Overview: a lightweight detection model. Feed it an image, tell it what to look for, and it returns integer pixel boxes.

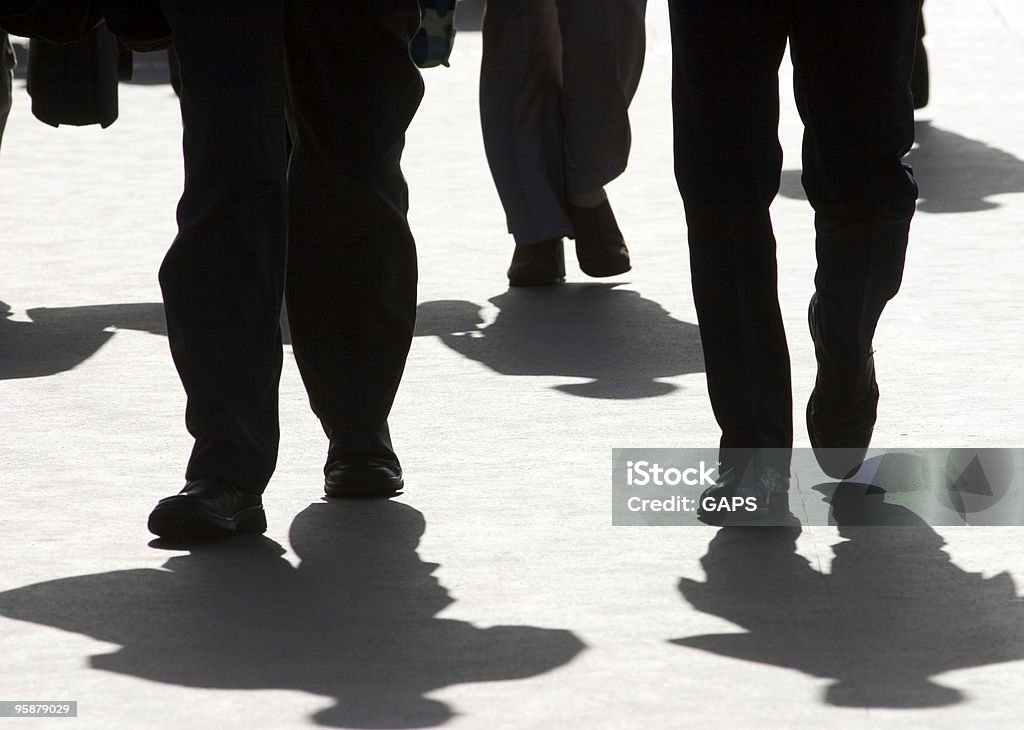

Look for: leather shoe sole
[806,395,876,480]
[507,239,565,287]
[148,480,266,540]
[325,458,404,499]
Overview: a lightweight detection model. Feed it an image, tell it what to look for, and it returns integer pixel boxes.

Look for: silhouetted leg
[912,0,928,110]
[284,0,423,463]
[668,0,792,473]
[157,0,287,493]
[557,0,647,198]
[166,46,181,98]
[791,0,919,372]
[479,0,570,245]
[1,32,15,150]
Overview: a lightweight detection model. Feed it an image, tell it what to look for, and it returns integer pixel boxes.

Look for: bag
[0,1,171,51]
[27,20,121,127]
[0,1,102,44]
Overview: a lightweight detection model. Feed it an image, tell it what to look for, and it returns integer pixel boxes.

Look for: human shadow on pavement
[672,485,1024,708]
[0,300,166,380]
[414,284,704,399]
[0,500,584,728]
[0,299,295,380]
[778,120,1024,214]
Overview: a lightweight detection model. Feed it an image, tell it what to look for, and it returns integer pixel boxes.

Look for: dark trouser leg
[557,0,647,197]
[479,0,570,245]
[1,32,13,150]
[668,0,792,474]
[157,0,287,493]
[790,0,919,373]
[283,0,423,464]
[912,0,928,109]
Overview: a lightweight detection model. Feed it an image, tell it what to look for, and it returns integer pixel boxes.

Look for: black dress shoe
[324,457,404,499]
[567,200,631,278]
[806,293,879,479]
[507,238,565,287]
[696,466,790,526]
[148,479,266,540]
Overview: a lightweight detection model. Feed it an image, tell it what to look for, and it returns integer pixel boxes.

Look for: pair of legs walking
[667,0,920,519]
[149,1,424,539]
[480,0,647,285]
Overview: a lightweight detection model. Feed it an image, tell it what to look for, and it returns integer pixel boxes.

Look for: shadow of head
[674,471,1024,710]
[415,285,704,399]
[0,499,584,729]
[0,300,167,380]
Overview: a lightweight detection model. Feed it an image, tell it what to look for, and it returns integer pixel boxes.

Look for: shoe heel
[507,239,565,286]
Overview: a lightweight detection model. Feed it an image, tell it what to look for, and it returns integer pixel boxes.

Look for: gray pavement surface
[2,2,1024,728]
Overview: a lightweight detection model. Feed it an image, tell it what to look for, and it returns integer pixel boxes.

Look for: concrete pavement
[2,1,1024,727]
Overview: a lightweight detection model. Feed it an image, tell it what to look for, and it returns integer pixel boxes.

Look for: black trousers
[1,32,13,149]
[668,0,919,474]
[158,0,424,492]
